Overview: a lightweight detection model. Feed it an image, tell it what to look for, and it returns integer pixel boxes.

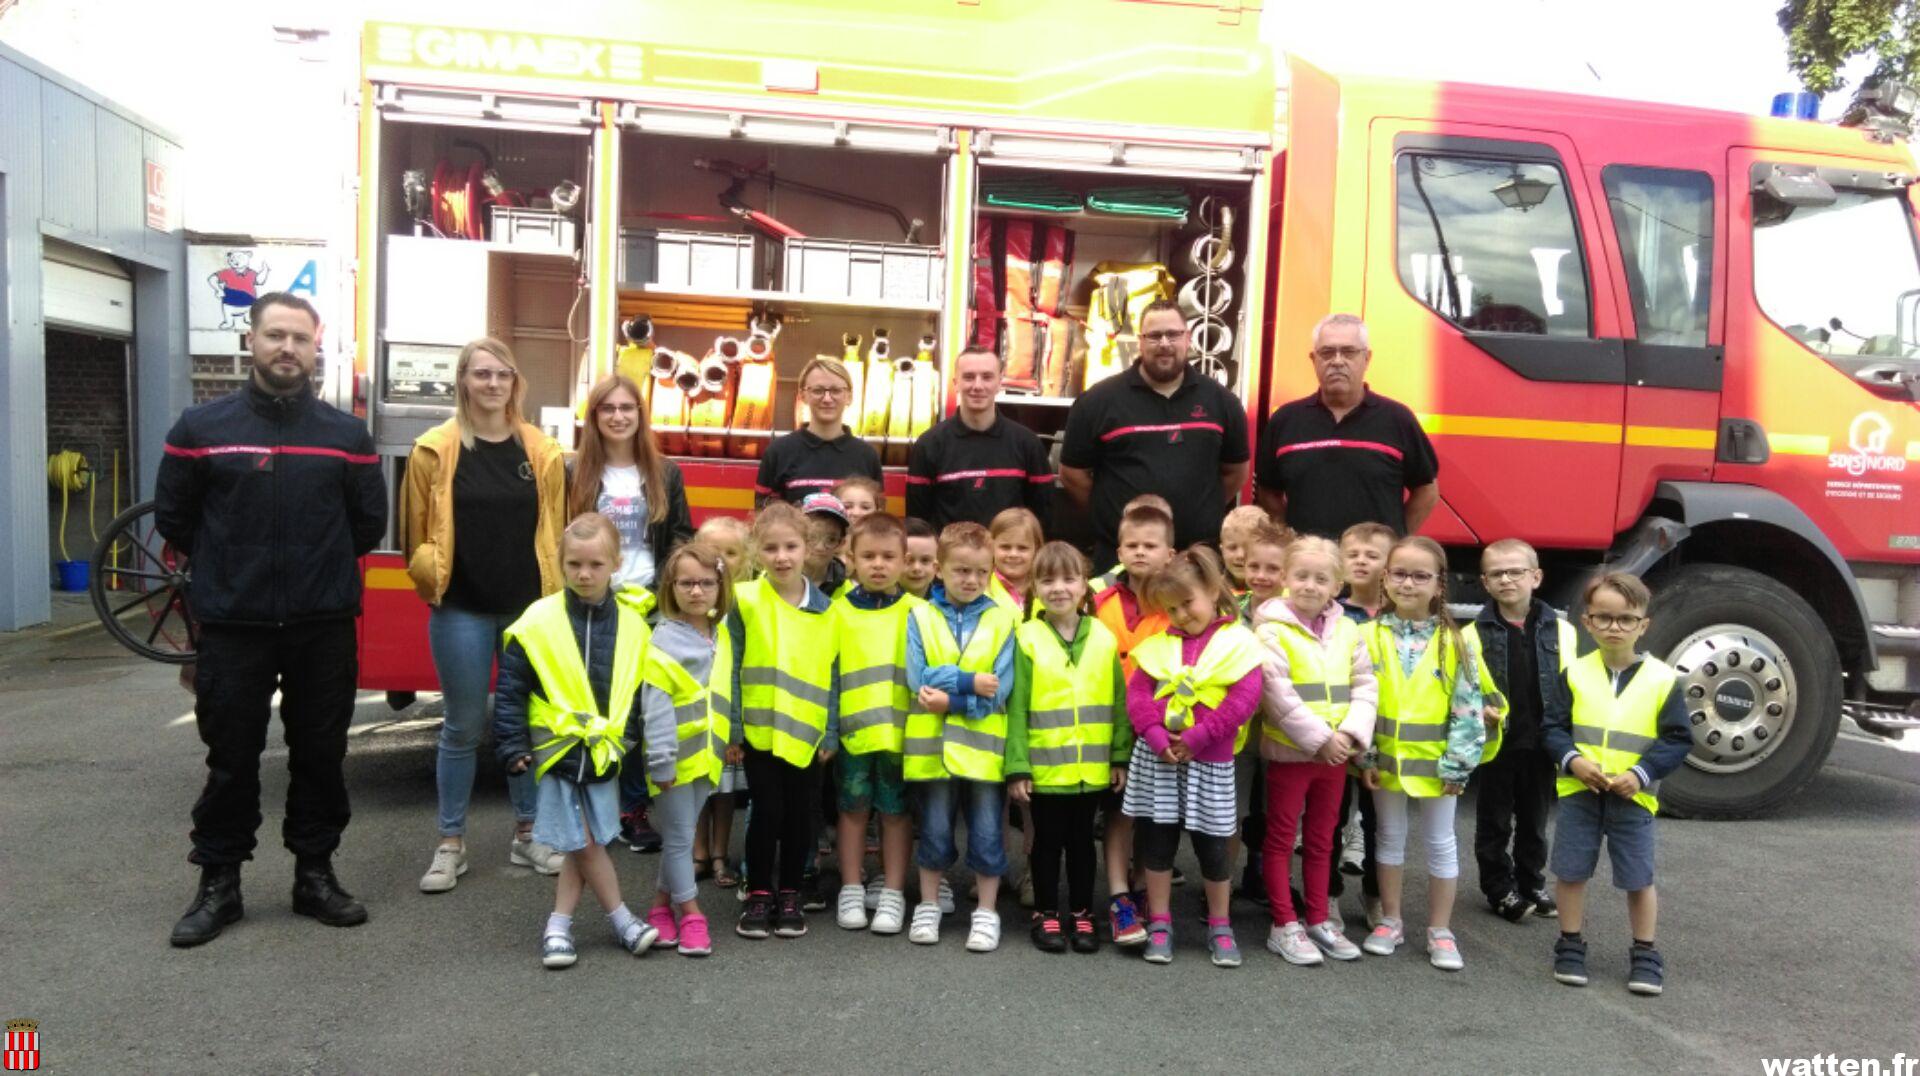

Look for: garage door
[43,239,133,337]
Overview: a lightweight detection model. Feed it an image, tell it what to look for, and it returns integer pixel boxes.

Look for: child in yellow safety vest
[1005,542,1132,954]
[635,541,735,958]
[718,501,839,942]
[1251,535,1377,970]
[1123,550,1264,969]
[904,522,1017,952]
[493,514,660,969]
[828,514,924,936]
[1355,536,1494,972]
[1541,572,1692,997]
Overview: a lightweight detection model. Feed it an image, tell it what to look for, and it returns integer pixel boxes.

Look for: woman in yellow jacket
[404,337,567,894]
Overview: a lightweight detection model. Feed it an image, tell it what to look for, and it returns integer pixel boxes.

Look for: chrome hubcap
[1667,624,1797,774]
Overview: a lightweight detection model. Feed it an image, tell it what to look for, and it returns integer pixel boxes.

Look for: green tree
[1780,0,1920,117]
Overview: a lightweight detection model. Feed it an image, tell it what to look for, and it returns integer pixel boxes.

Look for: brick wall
[45,329,132,566]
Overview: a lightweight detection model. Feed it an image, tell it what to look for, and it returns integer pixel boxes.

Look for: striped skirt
[1121,742,1240,837]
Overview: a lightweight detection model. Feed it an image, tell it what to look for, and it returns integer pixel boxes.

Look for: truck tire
[1642,563,1842,819]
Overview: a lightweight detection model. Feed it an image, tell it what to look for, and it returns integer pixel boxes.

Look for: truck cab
[1266,58,1920,815]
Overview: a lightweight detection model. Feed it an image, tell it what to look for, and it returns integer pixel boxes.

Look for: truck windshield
[1752,187,1920,360]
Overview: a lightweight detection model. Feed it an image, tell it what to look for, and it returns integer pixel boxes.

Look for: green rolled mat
[1085,185,1191,220]
[982,178,1083,213]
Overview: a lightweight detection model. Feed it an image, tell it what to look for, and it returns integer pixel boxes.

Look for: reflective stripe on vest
[1257,614,1359,750]
[1128,621,1264,752]
[832,592,923,755]
[731,577,834,768]
[904,601,1015,781]
[1015,618,1120,789]
[1365,620,1461,798]
[1558,650,1673,814]
[503,591,650,781]
[642,638,727,794]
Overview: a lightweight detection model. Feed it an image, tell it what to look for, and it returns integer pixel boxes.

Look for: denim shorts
[837,750,908,816]
[914,778,1008,878]
[1549,790,1656,891]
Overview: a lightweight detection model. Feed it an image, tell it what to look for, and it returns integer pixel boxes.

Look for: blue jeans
[429,605,536,837]
[914,778,1007,878]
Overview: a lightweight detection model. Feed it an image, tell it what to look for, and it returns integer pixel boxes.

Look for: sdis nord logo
[1828,412,1906,477]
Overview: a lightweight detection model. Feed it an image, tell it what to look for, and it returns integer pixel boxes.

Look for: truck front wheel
[1643,563,1842,819]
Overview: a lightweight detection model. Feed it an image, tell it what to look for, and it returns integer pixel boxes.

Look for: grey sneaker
[1143,924,1174,964]
[1362,916,1404,956]
[1307,919,1362,961]
[1628,945,1665,996]
[419,844,467,893]
[510,836,562,875]
[1426,927,1464,971]
[1207,924,1242,968]
[1267,921,1323,965]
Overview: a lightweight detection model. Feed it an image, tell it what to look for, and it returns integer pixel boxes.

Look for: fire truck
[96,2,1920,817]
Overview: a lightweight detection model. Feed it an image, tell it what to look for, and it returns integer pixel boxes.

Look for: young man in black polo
[1254,313,1440,539]
[905,347,1054,531]
[1058,300,1251,566]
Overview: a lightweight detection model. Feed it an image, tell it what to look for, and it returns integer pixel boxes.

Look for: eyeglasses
[804,385,848,399]
[1586,612,1646,631]
[596,402,639,416]
[1313,346,1368,362]
[1140,330,1186,344]
[674,578,719,592]
[468,368,516,383]
[1387,569,1436,585]
[1482,568,1536,583]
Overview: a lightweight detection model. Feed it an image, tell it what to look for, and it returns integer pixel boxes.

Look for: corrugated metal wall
[0,42,187,631]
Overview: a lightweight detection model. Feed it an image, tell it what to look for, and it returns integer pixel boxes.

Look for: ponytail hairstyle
[1143,548,1238,624]
[570,373,669,525]
[1389,535,1464,675]
[655,539,735,622]
[1028,540,1094,619]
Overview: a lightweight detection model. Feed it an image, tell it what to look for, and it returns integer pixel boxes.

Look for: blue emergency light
[1770,92,1820,120]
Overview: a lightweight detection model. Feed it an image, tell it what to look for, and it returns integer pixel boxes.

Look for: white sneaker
[419,844,467,893]
[1266,921,1323,965]
[836,884,869,930]
[965,909,1001,952]
[1339,819,1366,875]
[870,889,907,935]
[510,836,562,875]
[1427,927,1464,971]
[909,901,942,944]
[864,875,884,911]
[1307,920,1362,961]
[936,878,955,915]
[1363,916,1405,956]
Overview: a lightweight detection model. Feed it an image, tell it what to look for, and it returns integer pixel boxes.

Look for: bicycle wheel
[89,499,198,664]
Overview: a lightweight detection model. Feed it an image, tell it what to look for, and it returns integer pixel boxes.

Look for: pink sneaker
[646,905,678,949]
[677,913,713,957]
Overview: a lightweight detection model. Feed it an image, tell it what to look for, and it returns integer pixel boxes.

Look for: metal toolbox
[781,237,942,304]
[620,227,758,290]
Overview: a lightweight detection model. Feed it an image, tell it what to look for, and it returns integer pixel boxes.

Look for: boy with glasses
[1467,538,1579,922]
[1542,572,1693,996]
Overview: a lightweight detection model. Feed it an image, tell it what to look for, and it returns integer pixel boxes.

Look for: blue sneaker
[1628,945,1664,996]
[541,933,576,969]
[1553,935,1589,986]
[1109,893,1146,946]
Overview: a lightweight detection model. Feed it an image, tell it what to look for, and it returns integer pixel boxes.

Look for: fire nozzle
[651,347,680,383]
[698,352,731,395]
[715,336,744,365]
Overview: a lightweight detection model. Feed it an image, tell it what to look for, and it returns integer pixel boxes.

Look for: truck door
[1364,123,1627,548]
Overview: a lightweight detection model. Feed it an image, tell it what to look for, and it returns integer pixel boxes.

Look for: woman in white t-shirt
[568,374,693,591]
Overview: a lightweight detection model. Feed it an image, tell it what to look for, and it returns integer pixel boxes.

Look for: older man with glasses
[1255,313,1440,540]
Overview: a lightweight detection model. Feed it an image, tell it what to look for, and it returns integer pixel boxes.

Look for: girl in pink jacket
[1252,536,1379,968]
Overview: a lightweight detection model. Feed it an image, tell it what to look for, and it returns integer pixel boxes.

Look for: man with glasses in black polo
[1059,299,1251,567]
[1255,313,1440,539]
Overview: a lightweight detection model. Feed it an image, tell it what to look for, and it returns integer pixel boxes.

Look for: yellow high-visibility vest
[1129,621,1264,752]
[1257,614,1360,750]
[831,591,923,755]
[1364,620,1484,797]
[718,577,833,769]
[903,601,1016,782]
[641,632,728,794]
[1558,650,1674,815]
[1015,618,1120,789]
[503,590,650,781]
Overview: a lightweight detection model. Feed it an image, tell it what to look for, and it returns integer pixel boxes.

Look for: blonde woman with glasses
[753,356,882,507]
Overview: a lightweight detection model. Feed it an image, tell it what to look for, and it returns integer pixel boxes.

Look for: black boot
[170,864,243,948]
[292,858,368,928]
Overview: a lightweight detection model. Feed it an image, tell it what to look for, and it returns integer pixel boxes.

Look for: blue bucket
[55,560,89,592]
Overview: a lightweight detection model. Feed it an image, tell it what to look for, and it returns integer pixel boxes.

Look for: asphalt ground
[2,623,1917,1074]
